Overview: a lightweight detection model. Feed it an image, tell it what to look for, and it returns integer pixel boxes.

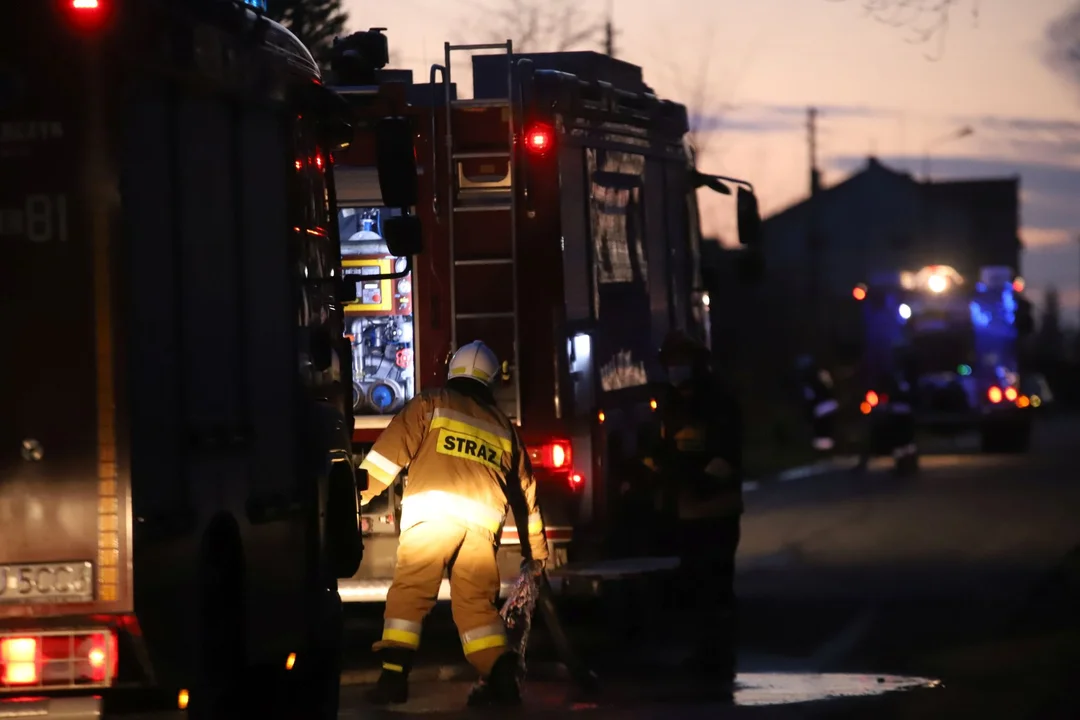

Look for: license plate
[0,562,93,603]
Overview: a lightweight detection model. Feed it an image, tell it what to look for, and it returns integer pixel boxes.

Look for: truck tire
[279,587,343,720]
[980,418,1031,454]
[189,514,249,720]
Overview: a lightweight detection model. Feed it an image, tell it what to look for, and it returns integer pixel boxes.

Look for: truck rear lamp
[530,440,571,470]
[987,386,1003,404]
[63,0,109,30]
[524,124,553,156]
[1,637,38,685]
[1,630,117,688]
[865,391,880,407]
[1003,387,1018,402]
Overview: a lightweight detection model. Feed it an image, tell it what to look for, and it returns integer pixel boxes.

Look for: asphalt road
[334,412,1080,718]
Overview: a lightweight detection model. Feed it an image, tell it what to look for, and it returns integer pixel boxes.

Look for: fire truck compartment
[340,207,417,419]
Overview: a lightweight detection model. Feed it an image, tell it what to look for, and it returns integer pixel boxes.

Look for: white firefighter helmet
[447,341,499,386]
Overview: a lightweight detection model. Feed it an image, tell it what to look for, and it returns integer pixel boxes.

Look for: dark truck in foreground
[1,0,417,716]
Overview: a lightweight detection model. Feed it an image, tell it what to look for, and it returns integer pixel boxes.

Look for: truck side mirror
[737,187,762,248]
[376,116,419,209]
[383,214,422,257]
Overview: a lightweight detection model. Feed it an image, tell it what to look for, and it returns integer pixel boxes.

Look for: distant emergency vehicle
[856,264,1033,453]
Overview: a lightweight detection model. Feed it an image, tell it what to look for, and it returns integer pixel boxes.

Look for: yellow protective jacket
[359,386,549,563]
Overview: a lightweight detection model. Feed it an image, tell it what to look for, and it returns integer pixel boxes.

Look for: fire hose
[472,570,599,697]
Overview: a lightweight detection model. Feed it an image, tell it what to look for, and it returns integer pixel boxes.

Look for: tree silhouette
[1044,1,1080,97]
[824,0,981,60]
[266,0,348,72]
[468,0,606,53]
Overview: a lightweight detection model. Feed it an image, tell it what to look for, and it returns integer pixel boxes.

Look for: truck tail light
[568,471,584,491]
[531,440,571,471]
[524,124,553,156]
[1004,387,1018,402]
[1,637,38,685]
[988,386,1003,403]
[1,630,118,688]
[84,632,118,683]
[63,0,109,31]
[865,391,879,407]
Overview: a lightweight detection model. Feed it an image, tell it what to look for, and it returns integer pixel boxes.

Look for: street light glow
[927,274,948,293]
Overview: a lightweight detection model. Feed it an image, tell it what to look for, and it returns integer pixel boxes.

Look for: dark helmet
[658,329,710,369]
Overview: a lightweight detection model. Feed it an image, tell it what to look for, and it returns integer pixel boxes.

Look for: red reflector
[1,637,39,685]
[568,472,584,489]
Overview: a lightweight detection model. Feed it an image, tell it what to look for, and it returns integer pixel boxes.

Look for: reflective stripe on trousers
[460,622,508,657]
[814,399,839,418]
[892,443,917,458]
[380,617,422,649]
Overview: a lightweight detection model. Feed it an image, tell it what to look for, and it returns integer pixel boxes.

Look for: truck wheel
[279,587,343,719]
[869,425,891,457]
[979,423,1001,453]
[1002,419,1032,454]
[189,514,248,720]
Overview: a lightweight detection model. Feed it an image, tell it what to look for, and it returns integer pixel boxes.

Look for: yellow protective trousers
[375,520,508,675]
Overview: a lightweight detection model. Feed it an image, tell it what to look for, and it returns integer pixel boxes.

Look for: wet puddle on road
[350,672,942,714]
[730,672,941,706]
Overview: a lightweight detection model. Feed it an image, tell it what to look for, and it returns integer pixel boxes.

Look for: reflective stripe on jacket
[359,387,548,563]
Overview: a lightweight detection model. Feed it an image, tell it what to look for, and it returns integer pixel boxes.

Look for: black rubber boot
[466,652,522,707]
[364,648,413,706]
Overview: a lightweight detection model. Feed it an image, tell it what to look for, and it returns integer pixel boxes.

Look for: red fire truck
[330,35,762,602]
[2,2,415,716]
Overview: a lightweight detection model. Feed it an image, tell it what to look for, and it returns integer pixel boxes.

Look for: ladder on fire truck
[437,40,522,423]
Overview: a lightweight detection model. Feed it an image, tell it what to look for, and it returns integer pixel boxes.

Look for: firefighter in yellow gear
[358,340,549,707]
[643,330,743,687]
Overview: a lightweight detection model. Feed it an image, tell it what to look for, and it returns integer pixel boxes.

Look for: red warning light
[524,125,553,155]
[65,0,109,31]
[852,286,867,301]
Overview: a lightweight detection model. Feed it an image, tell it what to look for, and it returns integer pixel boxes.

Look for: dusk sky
[346,0,1080,325]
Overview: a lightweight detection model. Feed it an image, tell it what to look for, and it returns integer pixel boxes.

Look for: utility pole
[603,0,616,56]
[807,107,823,354]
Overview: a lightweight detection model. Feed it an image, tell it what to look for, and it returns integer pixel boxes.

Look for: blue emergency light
[242,0,268,11]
